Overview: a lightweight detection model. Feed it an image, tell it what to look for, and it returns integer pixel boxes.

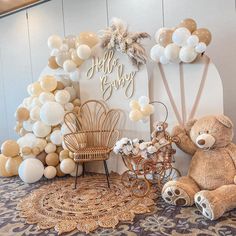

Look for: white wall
[0,0,235,144]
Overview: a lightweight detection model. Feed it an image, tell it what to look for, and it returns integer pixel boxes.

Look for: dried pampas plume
[99,17,150,68]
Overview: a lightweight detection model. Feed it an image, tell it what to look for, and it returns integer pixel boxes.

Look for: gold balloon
[192,28,212,46]
[56,81,65,90]
[0,154,12,177]
[56,164,65,177]
[179,18,197,33]
[15,107,29,122]
[157,29,173,47]
[46,153,59,166]
[36,151,47,165]
[5,155,22,176]
[77,32,99,48]
[71,50,84,66]
[1,140,20,157]
[48,56,59,69]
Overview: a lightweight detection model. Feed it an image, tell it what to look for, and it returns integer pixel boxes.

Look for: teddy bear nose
[197,139,205,145]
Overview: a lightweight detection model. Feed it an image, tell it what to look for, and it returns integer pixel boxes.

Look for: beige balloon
[77,32,99,48]
[71,50,84,66]
[192,28,212,46]
[56,81,65,90]
[179,18,197,33]
[21,146,32,156]
[48,56,59,69]
[15,107,30,122]
[46,153,59,166]
[5,155,22,175]
[1,140,20,157]
[157,29,173,47]
[56,164,66,177]
[36,151,47,165]
[0,154,12,177]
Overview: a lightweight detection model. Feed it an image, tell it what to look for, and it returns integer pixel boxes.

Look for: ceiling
[0,0,42,16]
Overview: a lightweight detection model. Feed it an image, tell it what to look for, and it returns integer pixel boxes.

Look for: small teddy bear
[151,121,169,144]
[162,115,236,220]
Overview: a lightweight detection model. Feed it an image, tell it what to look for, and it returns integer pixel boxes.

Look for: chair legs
[82,162,85,177]
[103,160,110,188]
[74,162,79,189]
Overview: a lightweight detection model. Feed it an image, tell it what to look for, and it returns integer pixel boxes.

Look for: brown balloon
[36,151,47,165]
[179,18,197,33]
[192,28,212,46]
[1,140,20,157]
[46,153,59,166]
[48,56,59,69]
[15,107,29,122]
[77,32,99,48]
[56,164,65,177]
[157,29,173,47]
[56,81,65,90]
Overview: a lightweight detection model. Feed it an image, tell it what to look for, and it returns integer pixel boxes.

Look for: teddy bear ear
[216,115,233,128]
[185,119,197,131]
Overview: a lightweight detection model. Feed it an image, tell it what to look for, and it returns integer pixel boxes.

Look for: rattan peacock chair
[63,100,121,189]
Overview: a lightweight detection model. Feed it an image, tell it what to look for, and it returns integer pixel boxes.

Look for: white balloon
[60,158,76,174]
[195,42,207,53]
[27,84,33,96]
[160,55,169,64]
[64,87,77,101]
[50,130,62,145]
[17,133,37,148]
[55,51,70,67]
[63,60,77,73]
[55,75,72,87]
[47,35,63,50]
[32,121,51,138]
[64,103,74,111]
[23,120,34,131]
[39,92,55,104]
[45,143,57,154]
[50,48,59,57]
[30,106,41,121]
[150,44,164,62]
[61,122,76,135]
[70,69,80,82]
[35,138,47,152]
[187,35,199,47]
[179,46,198,63]
[154,28,168,43]
[77,44,91,60]
[19,158,44,183]
[60,43,69,51]
[138,96,150,107]
[70,164,83,177]
[172,27,191,46]
[40,102,65,126]
[164,43,180,62]
[55,90,71,104]
[44,166,57,179]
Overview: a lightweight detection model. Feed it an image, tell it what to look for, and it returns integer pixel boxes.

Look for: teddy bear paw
[194,192,214,220]
[162,186,191,206]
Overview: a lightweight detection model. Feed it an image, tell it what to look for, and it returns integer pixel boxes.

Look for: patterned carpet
[0,175,236,236]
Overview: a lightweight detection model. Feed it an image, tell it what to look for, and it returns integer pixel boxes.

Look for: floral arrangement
[150,18,212,64]
[100,18,150,68]
[113,137,159,159]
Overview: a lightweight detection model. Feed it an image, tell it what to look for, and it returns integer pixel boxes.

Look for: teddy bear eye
[206,130,209,134]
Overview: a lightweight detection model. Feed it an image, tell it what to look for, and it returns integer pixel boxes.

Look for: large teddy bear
[162,115,236,220]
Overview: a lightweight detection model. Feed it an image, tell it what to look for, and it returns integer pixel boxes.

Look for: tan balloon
[5,155,22,175]
[48,56,59,69]
[15,107,30,122]
[46,153,59,166]
[192,28,212,46]
[157,29,173,47]
[32,147,41,156]
[21,146,32,156]
[1,140,20,157]
[71,50,84,66]
[179,18,197,33]
[15,122,22,133]
[56,81,65,90]
[0,154,12,177]
[36,151,47,165]
[56,164,65,177]
[77,32,99,48]
[56,146,63,154]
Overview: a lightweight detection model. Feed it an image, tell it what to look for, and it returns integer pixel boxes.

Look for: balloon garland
[150,18,212,64]
[0,32,99,182]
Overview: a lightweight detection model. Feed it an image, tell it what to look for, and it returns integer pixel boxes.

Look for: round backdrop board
[78,49,150,174]
[150,55,223,175]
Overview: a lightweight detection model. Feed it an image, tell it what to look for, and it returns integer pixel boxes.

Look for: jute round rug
[17,172,157,234]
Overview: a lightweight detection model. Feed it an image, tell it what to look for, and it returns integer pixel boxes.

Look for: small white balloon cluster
[150,18,212,64]
[47,32,99,81]
[129,96,154,123]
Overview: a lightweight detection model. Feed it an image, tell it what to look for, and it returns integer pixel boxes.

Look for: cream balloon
[150,44,164,62]
[179,46,198,63]
[32,121,51,138]
[138,96,150,107]
[187,35,199,47]
[64,87,77,101]
[164,43,180,62]
[129,100,140,110]
[44,166,57,179]
[18,158,44,183]
[64,103,74,111]
[47,35,62,49]
[129,109,143,122]
[39,92,55,104]
[55,51,70,67]
[70,164,83,177]
[30,106,41,121]
[60,158,76,174]
[172,27,191,46]
[77,32,99,48]
[55,90,70,105]
[195,42,207,53]
[40,75,57,92]
[50,130,62,146]
[63,60,77,73]
[5,155,22,175]
[40,102,65,126]
[30,81,43,96]
[45,143,57,154]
